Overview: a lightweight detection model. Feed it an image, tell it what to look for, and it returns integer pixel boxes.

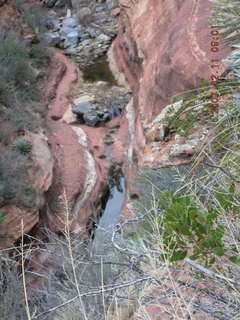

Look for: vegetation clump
[12,136,32,155]
[0,22,50,210]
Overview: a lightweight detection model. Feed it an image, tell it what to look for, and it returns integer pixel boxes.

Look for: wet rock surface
[68,73,131,127]
[43,1,118,66]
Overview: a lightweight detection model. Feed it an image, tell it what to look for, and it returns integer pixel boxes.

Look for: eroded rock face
[109,0,230,125]
[0,133,53,248]
[0,206,38,248]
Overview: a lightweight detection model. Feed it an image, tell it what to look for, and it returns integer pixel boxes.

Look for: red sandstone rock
[0,133,53,248]
[0,206,38,249]
[109,0,230,155]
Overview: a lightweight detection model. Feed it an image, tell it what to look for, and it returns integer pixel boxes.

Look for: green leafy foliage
[0,29,50,211]
[158,191,226,265]
[0,33,42,107]
[12,1,50,34]
[0,150,36,208]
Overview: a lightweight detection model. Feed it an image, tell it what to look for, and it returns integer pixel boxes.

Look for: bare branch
[32,277,152,319]
[204,152,240,183]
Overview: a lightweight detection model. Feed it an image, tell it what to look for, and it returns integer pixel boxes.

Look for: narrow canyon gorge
[0,0,238,319]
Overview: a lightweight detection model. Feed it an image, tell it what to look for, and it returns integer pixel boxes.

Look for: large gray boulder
[78,30,90,41]
[72,101,95,116]
[60,26,75,39]
[62,17,78,28]
[63,30,79,47]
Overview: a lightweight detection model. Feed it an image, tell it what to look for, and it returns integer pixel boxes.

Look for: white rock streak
[71,126,97,224]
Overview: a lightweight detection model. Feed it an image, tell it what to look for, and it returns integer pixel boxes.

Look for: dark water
[91,173,125,255]
[82,56,117,85]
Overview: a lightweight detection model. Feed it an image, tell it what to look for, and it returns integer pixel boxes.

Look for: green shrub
[13,136,32,155]
[24,5,50,33]
[30,43,52,68]
[0,33,39,106]
[0,150,37,208]
[0,33,32,84]
[0,150,28,201]
[157,191,226,265]
[3,106,41,132]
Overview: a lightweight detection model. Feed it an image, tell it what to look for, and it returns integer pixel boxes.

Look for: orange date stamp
[210,26,221,110]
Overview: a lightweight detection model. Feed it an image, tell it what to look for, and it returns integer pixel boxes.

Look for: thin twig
[184,258,238,285]
[32,277,152,319]
[63,190,88,320]
[112,224,239,285]
[21,219,32,320]
[204,152,240,183]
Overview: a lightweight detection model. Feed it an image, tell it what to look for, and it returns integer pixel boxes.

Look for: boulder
[64,30,79,48]
[97,110,111,121]
[62,17,78,28]
[85,27,101,38]
[81,39,92,47]
[72,101,95,116]
[73,95,94,104]
[60,26,75,39]
[78,31,90,41]
[83,111,101,126]
[102,111,111,122]
[42,32,61,46]
[97,33,112,43]
[64,47,79,55]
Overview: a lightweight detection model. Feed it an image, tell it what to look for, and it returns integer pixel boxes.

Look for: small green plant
[158,190,226,265]
[13,136,32,155]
